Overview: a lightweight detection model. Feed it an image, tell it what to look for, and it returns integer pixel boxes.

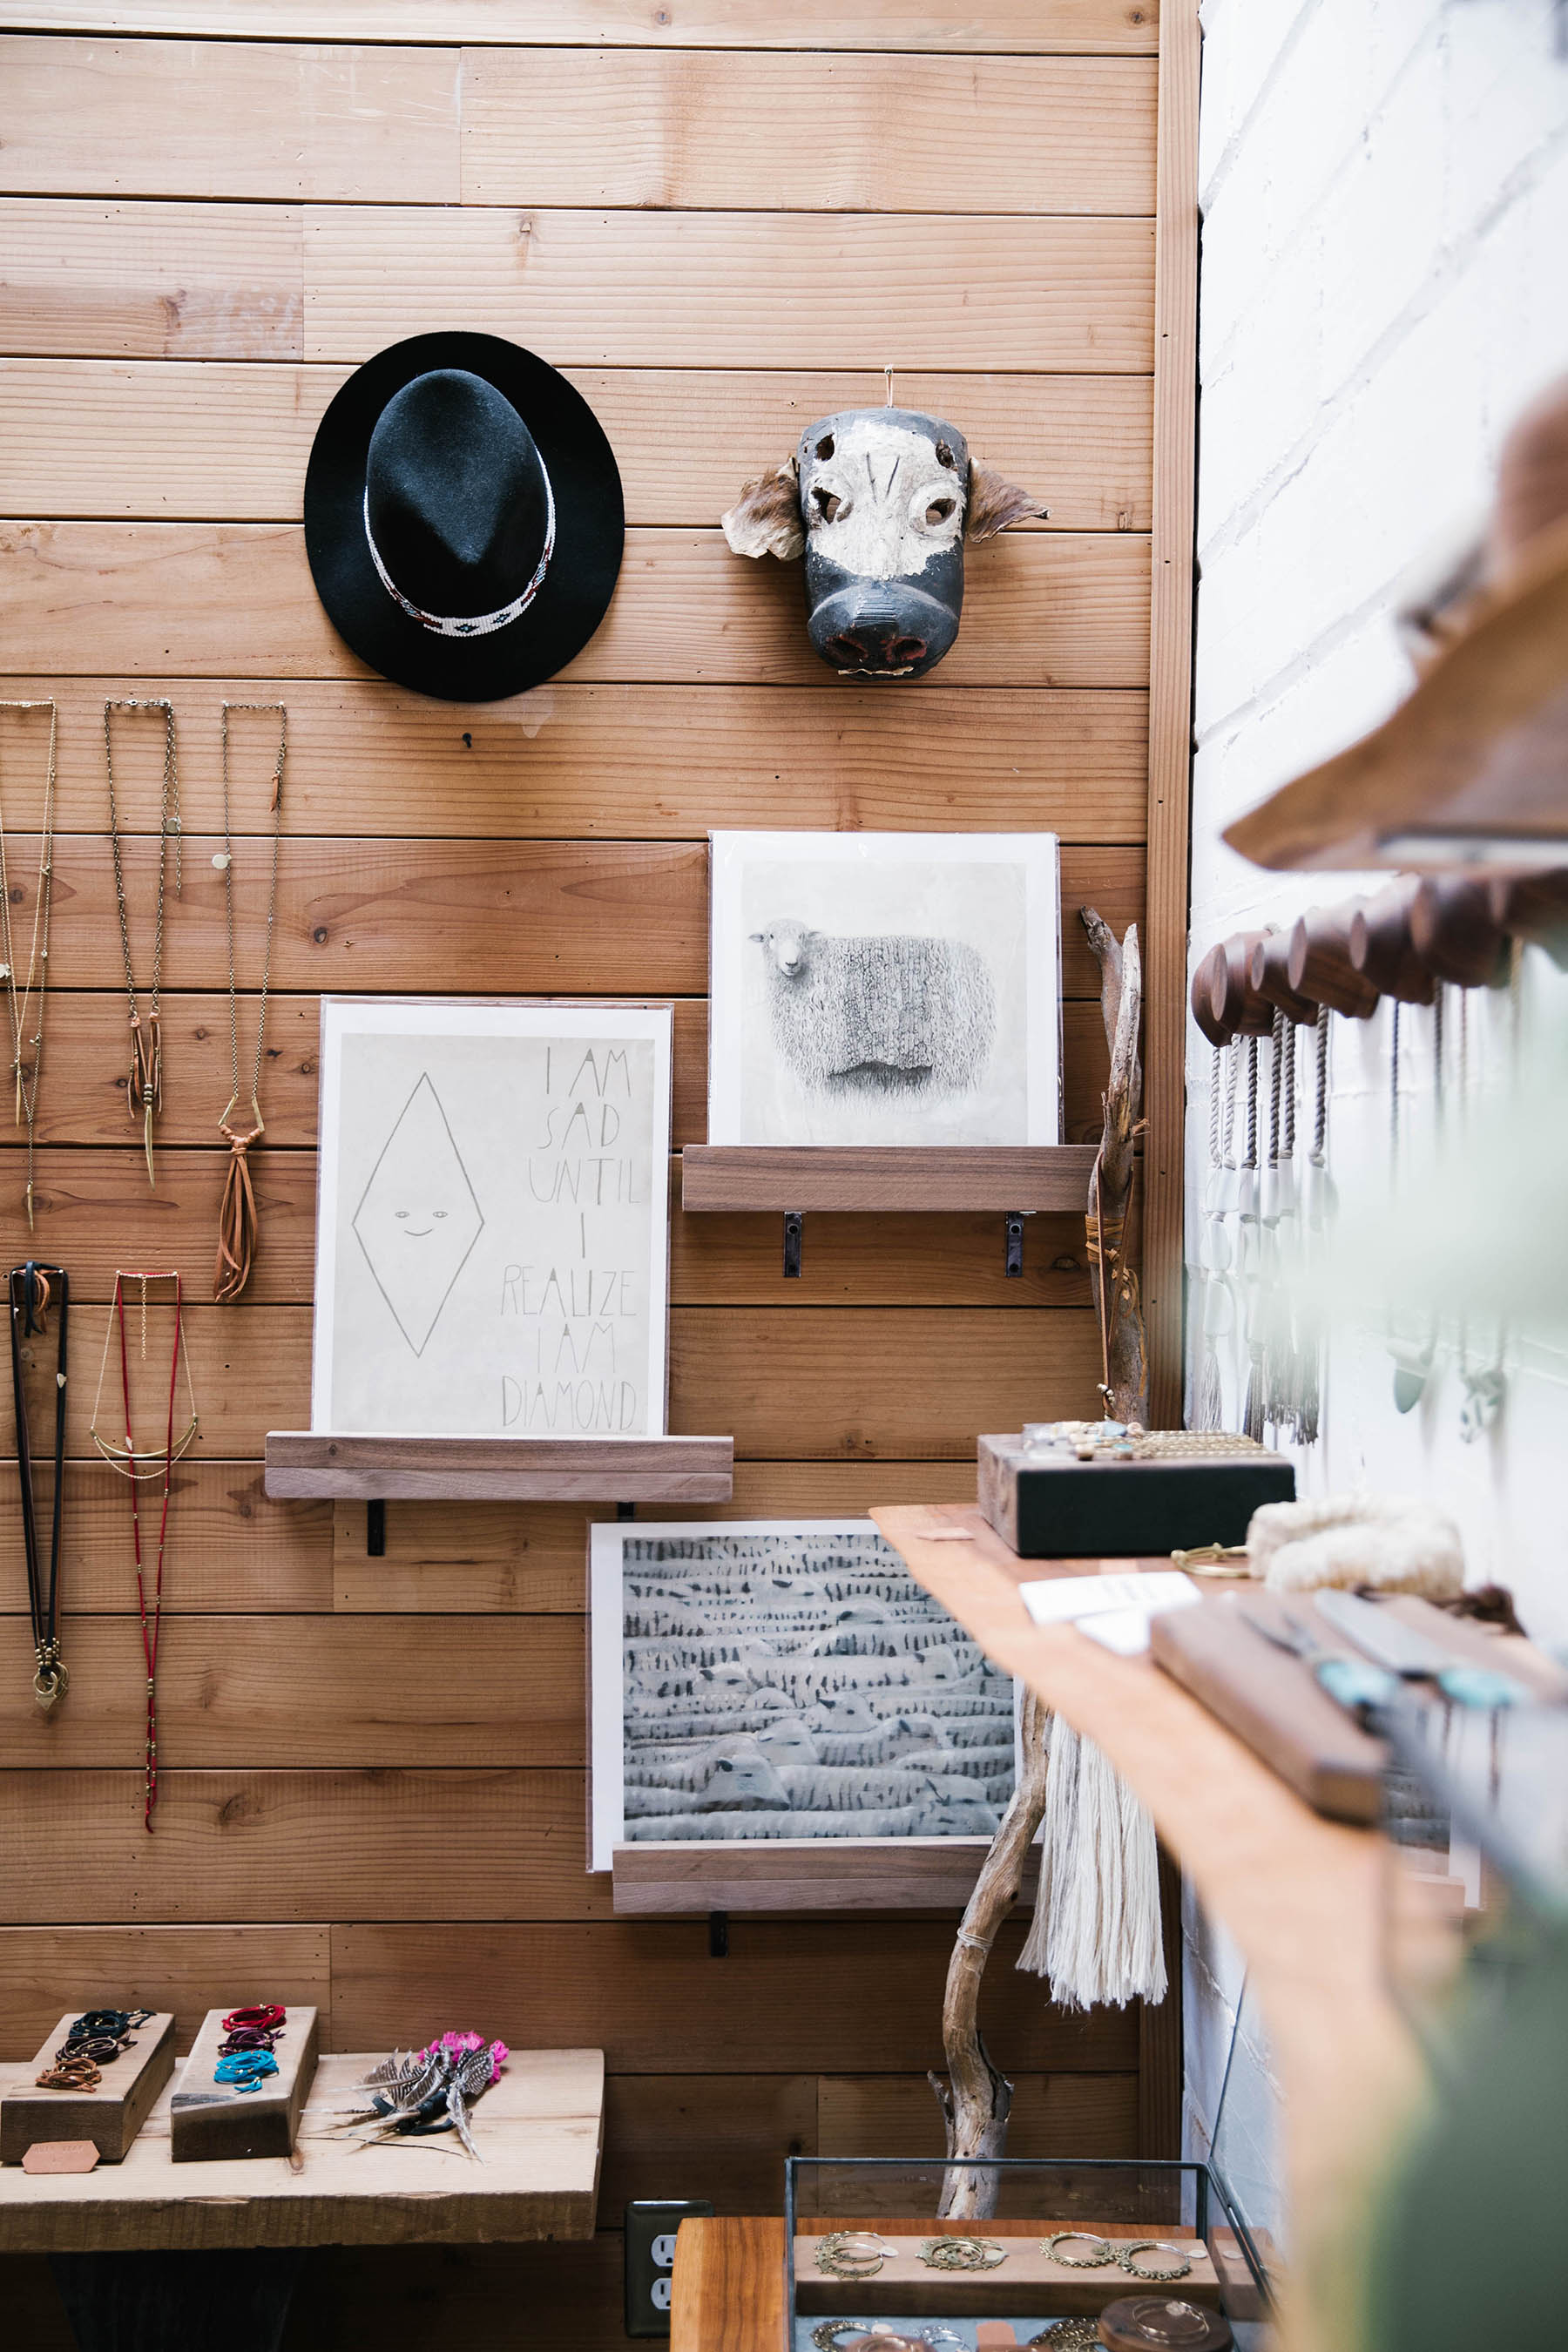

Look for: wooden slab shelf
[0,2048,605,2253]
[1,2015,175,2167]
[264,1433,733,1504]
[681,1146,1099,1214]
[612,1837,1040,1916]
[170,2006,320,2165]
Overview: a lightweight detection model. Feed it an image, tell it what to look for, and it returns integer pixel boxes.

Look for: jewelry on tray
[811,2323,873,2351]
[916,2235,1007,2271]
[1043,2230,1118,2268]
[1116,2240,1193,2281]
[814,2233,895,2280]
[1028,2323,1102,2351]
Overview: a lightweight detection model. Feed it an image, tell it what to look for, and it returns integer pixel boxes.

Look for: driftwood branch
[1082,909,1148,1428]
[930,1689,1052,2218]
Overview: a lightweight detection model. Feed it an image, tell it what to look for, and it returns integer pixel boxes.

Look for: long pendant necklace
[104,699,183,1190]
[0,700,58,1230]
[90,1271,199,1828]
[8,1261,70,1709]
[214,702,286,1304]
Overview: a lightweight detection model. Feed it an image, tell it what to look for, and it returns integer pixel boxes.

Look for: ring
[1042,2230,1116,2268]
[1117,2238,1193,2281]
[811,2324,872,2350]
[814,2232,893,2280]
[917,2235,1006,2271]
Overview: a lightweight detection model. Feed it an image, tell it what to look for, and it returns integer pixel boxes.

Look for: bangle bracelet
[1028,2325,1101,2351]
[814,2232,893,2280]
[917,2235,1006,2271]
[811,2325,872,2351]
[1043,2230,1117,2269]
[1117,2240,1193,2281]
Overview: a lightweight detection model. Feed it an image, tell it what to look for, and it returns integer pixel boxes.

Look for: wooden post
[929,1688,1052,2218]
[1083,909,1149,1428]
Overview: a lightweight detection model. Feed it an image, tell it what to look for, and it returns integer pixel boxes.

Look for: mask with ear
[721,407,1047,679]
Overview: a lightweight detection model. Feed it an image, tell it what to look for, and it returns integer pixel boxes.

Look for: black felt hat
[304,332,624,703]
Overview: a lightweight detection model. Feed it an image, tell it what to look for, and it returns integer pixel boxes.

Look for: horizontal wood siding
[0,14,1179,2342]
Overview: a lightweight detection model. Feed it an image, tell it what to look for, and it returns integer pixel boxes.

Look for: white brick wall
[1183,0,1568,2183]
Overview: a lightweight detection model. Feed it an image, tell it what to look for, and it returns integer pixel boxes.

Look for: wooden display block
[681,1146,1098,1214]
[1,2013,174,2166]
[792,2227,1220,2319]
[264,1431,733,1503]
[170,2007,320,2164]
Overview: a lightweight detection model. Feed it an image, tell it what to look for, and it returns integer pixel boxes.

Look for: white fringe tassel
[1016,1717,1166,2011]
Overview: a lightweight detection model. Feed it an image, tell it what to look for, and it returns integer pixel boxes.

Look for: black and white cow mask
[721,407,1047,679]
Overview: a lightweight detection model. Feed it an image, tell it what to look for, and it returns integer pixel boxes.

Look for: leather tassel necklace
[8,1262,70,1709]
[90,1271,199,1829]
[213,702,286,1303]
[104,699,183,1189]
[0,699,58,1230]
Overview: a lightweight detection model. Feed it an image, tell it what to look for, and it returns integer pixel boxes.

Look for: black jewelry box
[977,1430,1295,1558]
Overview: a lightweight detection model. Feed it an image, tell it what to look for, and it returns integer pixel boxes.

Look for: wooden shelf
[681,1145,1098,1214]
[264,1432,733,1503]
[612,1836,1039,1916]
[870,1503,1422,2352]
[0,2049,604,2252]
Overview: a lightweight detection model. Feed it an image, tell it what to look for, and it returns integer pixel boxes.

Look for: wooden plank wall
[0,6,1192,2342]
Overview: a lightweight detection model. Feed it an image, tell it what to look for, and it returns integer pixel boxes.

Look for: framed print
[706,830,1062,1146]
[311,998,672,1436]
[590,1519,1016,1871]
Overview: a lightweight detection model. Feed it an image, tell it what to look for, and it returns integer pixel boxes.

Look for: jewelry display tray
[785,2158,1275,2342]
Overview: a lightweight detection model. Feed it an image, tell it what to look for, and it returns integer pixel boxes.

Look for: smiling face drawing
[352,1071,483,1355]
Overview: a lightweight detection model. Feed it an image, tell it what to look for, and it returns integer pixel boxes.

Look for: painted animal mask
[721,407,1047,679]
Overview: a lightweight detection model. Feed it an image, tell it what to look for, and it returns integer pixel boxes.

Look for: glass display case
[1382,1694,1568,2075]
[783,2155,1274,2352]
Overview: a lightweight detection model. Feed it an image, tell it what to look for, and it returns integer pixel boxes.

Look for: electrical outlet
[625,2200,714,2337]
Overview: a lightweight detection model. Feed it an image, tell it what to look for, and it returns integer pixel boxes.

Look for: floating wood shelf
[0,2049,605,2251]
[681,1145,1098,1214]
[264,1432,733,1504]
[612,1835,1039,1916]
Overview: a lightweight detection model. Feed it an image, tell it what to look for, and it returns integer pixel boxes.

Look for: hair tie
[222,2004,286,2034]
[214,2050,279,2092]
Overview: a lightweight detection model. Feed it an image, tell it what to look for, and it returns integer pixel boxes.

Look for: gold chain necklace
[213,702,286,1303]
[0,700,58,1230]
[104,699,183,1189]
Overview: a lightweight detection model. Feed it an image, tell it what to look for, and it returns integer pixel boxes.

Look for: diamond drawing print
[352,1071,484,1355]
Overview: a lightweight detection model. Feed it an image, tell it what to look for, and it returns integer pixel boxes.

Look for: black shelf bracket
[617,1499,637,1521]
[708,1910,729,1959]
[1004,1212,1025,1278]
[366,1498,387,1557]
[782,1211,803,1279]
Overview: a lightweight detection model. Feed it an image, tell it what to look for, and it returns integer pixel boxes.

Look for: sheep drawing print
[590,1522,1016,1869]
[707,831,1061,1145]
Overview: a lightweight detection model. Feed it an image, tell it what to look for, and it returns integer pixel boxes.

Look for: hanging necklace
[213,703,286,1303]
[0,700,58,1230]
[104,699,183,1190]
[90,1272,198,1828]
[8,1262,70,1709]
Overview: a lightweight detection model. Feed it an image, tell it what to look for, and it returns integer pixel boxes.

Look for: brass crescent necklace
[90,1271,199,1828]
[104,699,183,1190]
[213,702,286,1303]
[0,699,58,1230]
